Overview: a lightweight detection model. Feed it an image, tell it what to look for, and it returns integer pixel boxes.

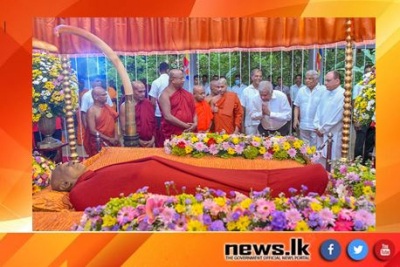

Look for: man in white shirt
[201,74,210,95]
[229,74,247,103]
[149,62,169,128]
[274,76,290,98]
[242,69,263,135]
[293,70,326,146]
[290,74,304,105]
[80,76,114,128]
[314,70,345,161]
[249,81,292,136]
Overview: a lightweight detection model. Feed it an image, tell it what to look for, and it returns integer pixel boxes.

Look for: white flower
[42,77,48,82]
[336,184,348,198]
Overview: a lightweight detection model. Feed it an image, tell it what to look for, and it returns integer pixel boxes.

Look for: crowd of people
[69,63,374,164]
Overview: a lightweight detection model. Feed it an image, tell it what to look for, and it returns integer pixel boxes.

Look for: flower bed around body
[32,152,56,194]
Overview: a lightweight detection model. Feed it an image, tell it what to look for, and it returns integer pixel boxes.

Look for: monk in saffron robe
[159,69,197,139]
[84,87,119,157]
[194,85,213,132]
[213,78,243,134]
[120,81,156,147]
[51,157,329,211]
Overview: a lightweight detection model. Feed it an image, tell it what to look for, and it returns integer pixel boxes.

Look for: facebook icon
[320,239,341,261]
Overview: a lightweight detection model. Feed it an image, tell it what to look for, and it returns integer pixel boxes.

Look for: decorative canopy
[33,17,375,55]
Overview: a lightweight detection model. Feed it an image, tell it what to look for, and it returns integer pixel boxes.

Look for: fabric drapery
[33,17,375,55]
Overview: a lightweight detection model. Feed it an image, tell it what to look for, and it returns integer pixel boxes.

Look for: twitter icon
[348,239,369,261]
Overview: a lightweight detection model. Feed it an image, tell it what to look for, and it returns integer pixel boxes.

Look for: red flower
[268,148,274,154]
[207,138,216,146]
[333,218,354,231]
[177,141,186,149]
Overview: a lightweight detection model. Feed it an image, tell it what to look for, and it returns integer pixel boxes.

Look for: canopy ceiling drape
[33,17,375,55]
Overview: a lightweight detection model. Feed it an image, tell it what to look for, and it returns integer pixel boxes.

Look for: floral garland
[73,161,375,232]
[164,133,320,165]
[32,52,79,123]
[353,70,376,126]
[32,152,56,194]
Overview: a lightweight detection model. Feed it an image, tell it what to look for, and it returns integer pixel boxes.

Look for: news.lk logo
[347,239,368,261]
[224,238,311,261]
[320,239,341,261]
[374,239,395,261]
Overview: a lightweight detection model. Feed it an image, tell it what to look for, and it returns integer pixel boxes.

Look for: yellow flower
[253,136,261,143]
[307,147,313,155]
[295,221,310,231]
[175,204,186,213]
[273,144,280,152]
[293,141,301,149]
[360,101,367,109]
[236,216,250,231]
[240,198,252,209]
[227,148,235,155]
[44,81,55,91]
[102,215,118,228]
[331,205,341,214]
[214,197,226,207]
[187,220,207,231]
[311,146,316,153]
[38,104,48,112]
[232,137,239,145]
[191,136,199,143]
[191,203,203,216]
[259,147,266,154]
[216,138,223,144]
[369,79,376,85]
[32,164,42,176]
[203,137,209,143]
[283,142,291,151]
[222,134,229,141]
[367,226,376,231]
[227,221,236,231]
[310,202,322,212]
[363,186,373,195]
[185,146,193,154]
[32,184,40,194]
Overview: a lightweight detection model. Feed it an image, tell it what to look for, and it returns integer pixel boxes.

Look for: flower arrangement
[32,52,79,123]
[164,133,320,164]
[32,152,56,194]
[353,70,376,126]
[73,160,375,232]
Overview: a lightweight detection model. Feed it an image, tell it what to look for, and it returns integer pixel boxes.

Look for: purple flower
[232,211,241,221]
[209,220,226,231]
[185,199,192,205]
[354,209,375,226]
[354,220,365,231]
[347,172,360,182]
[271,211,287,231]
[301,185,308,193]
[203,214,212,225]
[209,144,219,155]
[318,208,335,227]
[222,142,230,150]
[288,188,297,194]
[251,141,260,147]
[249,203,256,213]
[216,190,225,197]
[117,206,135,225]
[288,148,297,158]
[195,193,203,202]
[229,191,236,198]
[263,152,273,160]
[339,165,348,174]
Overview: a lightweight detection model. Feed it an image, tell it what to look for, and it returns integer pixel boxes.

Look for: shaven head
[193,85,206,102]
[132,81,146,102]
[169,69,185,89]
[217,78,228,95]
[210,80,219,96]
[92,86,107,104]
[50,162,87,192]
[258,81,273,102]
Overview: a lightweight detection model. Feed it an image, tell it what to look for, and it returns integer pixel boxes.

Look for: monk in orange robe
[193,85,213,132]
[120,81,156,147]
[84,87,119,157]
[159,69,197,140]
[213,78,243,134]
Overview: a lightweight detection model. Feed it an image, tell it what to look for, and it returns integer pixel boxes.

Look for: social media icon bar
[320,239,341,261]
[374,239,395,261]
[347,239,369,261]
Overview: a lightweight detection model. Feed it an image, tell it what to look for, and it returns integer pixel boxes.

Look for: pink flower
[300,146,307,155]
[334,217,354,231]
[222,142,230,150]
[255,199,276,219]
[318,208,335,227]
[145,196,166,224]
[339,165,348,174]
[263,152,273,160]
[285,208,303,229]
[263,140,272,149]
[209,144,219,155]
[251,141,260,147]
[194,142,205,152]
[354,209,375,226]
[159,207,176,224]
[288,148,297,158]
[117,206,136,225]
[235,145,244,155]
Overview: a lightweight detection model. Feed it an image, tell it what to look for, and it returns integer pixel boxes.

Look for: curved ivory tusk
[32,38,58,52]
[54,25,136,136]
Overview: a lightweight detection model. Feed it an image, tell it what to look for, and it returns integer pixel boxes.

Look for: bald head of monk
[169,69,185,90]
[193,85,206,102]
[132,81,146,102]
[217,78,228,96]
[92,86,108,105]
[210,80,219,96]
[51,162,87,192]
